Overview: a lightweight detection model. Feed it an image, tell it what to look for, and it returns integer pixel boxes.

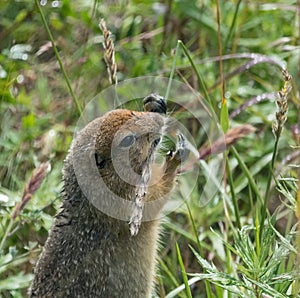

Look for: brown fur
[29,109,183,297]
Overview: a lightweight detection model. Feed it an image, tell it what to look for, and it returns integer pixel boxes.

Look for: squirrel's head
[69,109,164,203]
[94,109,163,187]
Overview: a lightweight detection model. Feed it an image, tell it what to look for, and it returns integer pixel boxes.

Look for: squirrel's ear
[95,153,107,169]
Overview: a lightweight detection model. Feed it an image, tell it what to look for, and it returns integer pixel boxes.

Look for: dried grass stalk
[199,124,256,159]
[99,18,118,85]
[179,124,256,174]
[272,69,292,140]
[12,162,51,219]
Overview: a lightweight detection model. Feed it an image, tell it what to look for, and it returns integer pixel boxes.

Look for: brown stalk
[99,18,118,85]
[179,124,256,174]
[199,124,256,160]
[12,162,51,220]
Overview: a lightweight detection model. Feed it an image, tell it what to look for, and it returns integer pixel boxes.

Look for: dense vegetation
[0,1,299,297]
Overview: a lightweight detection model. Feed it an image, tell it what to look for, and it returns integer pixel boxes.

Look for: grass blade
[35,0,83,117]
[178,40,213,108]
[185,201,213,297]
[231,146,263,204]
[175,242,192,298]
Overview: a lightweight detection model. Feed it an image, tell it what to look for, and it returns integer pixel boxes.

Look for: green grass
[0,1,299,297]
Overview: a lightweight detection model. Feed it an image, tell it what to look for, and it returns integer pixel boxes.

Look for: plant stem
[158,258,180,288]
[224,0,242,50]
[260,138,279,241]
[226,157,241,229]
[165,41,180,101]
[177,40,213,109]
[231,146,263,204]
[0,218,14,252]
[176,242,193,298]
[215,0,225,100]
[185,201,213,298]
[294,178,300,297]
[255,210,261,256]
[35,0,83,116]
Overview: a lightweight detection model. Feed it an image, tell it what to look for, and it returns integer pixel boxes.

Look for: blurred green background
[0,0,299,297]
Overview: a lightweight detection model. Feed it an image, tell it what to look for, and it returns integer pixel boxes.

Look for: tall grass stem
[231,146,263,204]
[177,41,213,109]
[185,201,213,298]
[224,0,242,50]
[260,69,291,241]
[35,0,83,116]
[175,242,193,298]
[165,41,180,101]
[226,157,241,229]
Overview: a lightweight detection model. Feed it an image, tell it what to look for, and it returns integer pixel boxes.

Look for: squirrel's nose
[143,94,167,114]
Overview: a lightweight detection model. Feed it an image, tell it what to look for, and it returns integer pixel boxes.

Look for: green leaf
[165,276,201,298]
[15,9,28,23]
[22,113,35,129]
[0,272,33,290]
[220,99,229,132]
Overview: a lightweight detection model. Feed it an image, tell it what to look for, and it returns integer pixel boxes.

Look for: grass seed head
[272,69,292,140]
[12,162,51,220]
[99,18,118,85]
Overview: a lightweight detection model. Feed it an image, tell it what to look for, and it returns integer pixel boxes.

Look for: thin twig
[216,0,225,101]
[35,0,83,116]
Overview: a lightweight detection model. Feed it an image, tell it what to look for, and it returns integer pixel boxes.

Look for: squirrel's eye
[119,134,135,147]
[95,153,107,169]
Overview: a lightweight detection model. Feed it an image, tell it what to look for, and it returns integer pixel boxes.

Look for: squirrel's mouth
[152,137,161,148]
[148,137,161,158]
[138,136,161,172]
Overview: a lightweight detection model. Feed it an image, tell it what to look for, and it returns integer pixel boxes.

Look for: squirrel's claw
[166,132,190,165]
[176,133,190,162]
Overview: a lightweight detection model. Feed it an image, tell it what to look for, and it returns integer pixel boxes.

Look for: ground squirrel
[28,95,188,297]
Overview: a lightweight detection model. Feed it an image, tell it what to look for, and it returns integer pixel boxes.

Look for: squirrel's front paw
[166,133,190,170]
